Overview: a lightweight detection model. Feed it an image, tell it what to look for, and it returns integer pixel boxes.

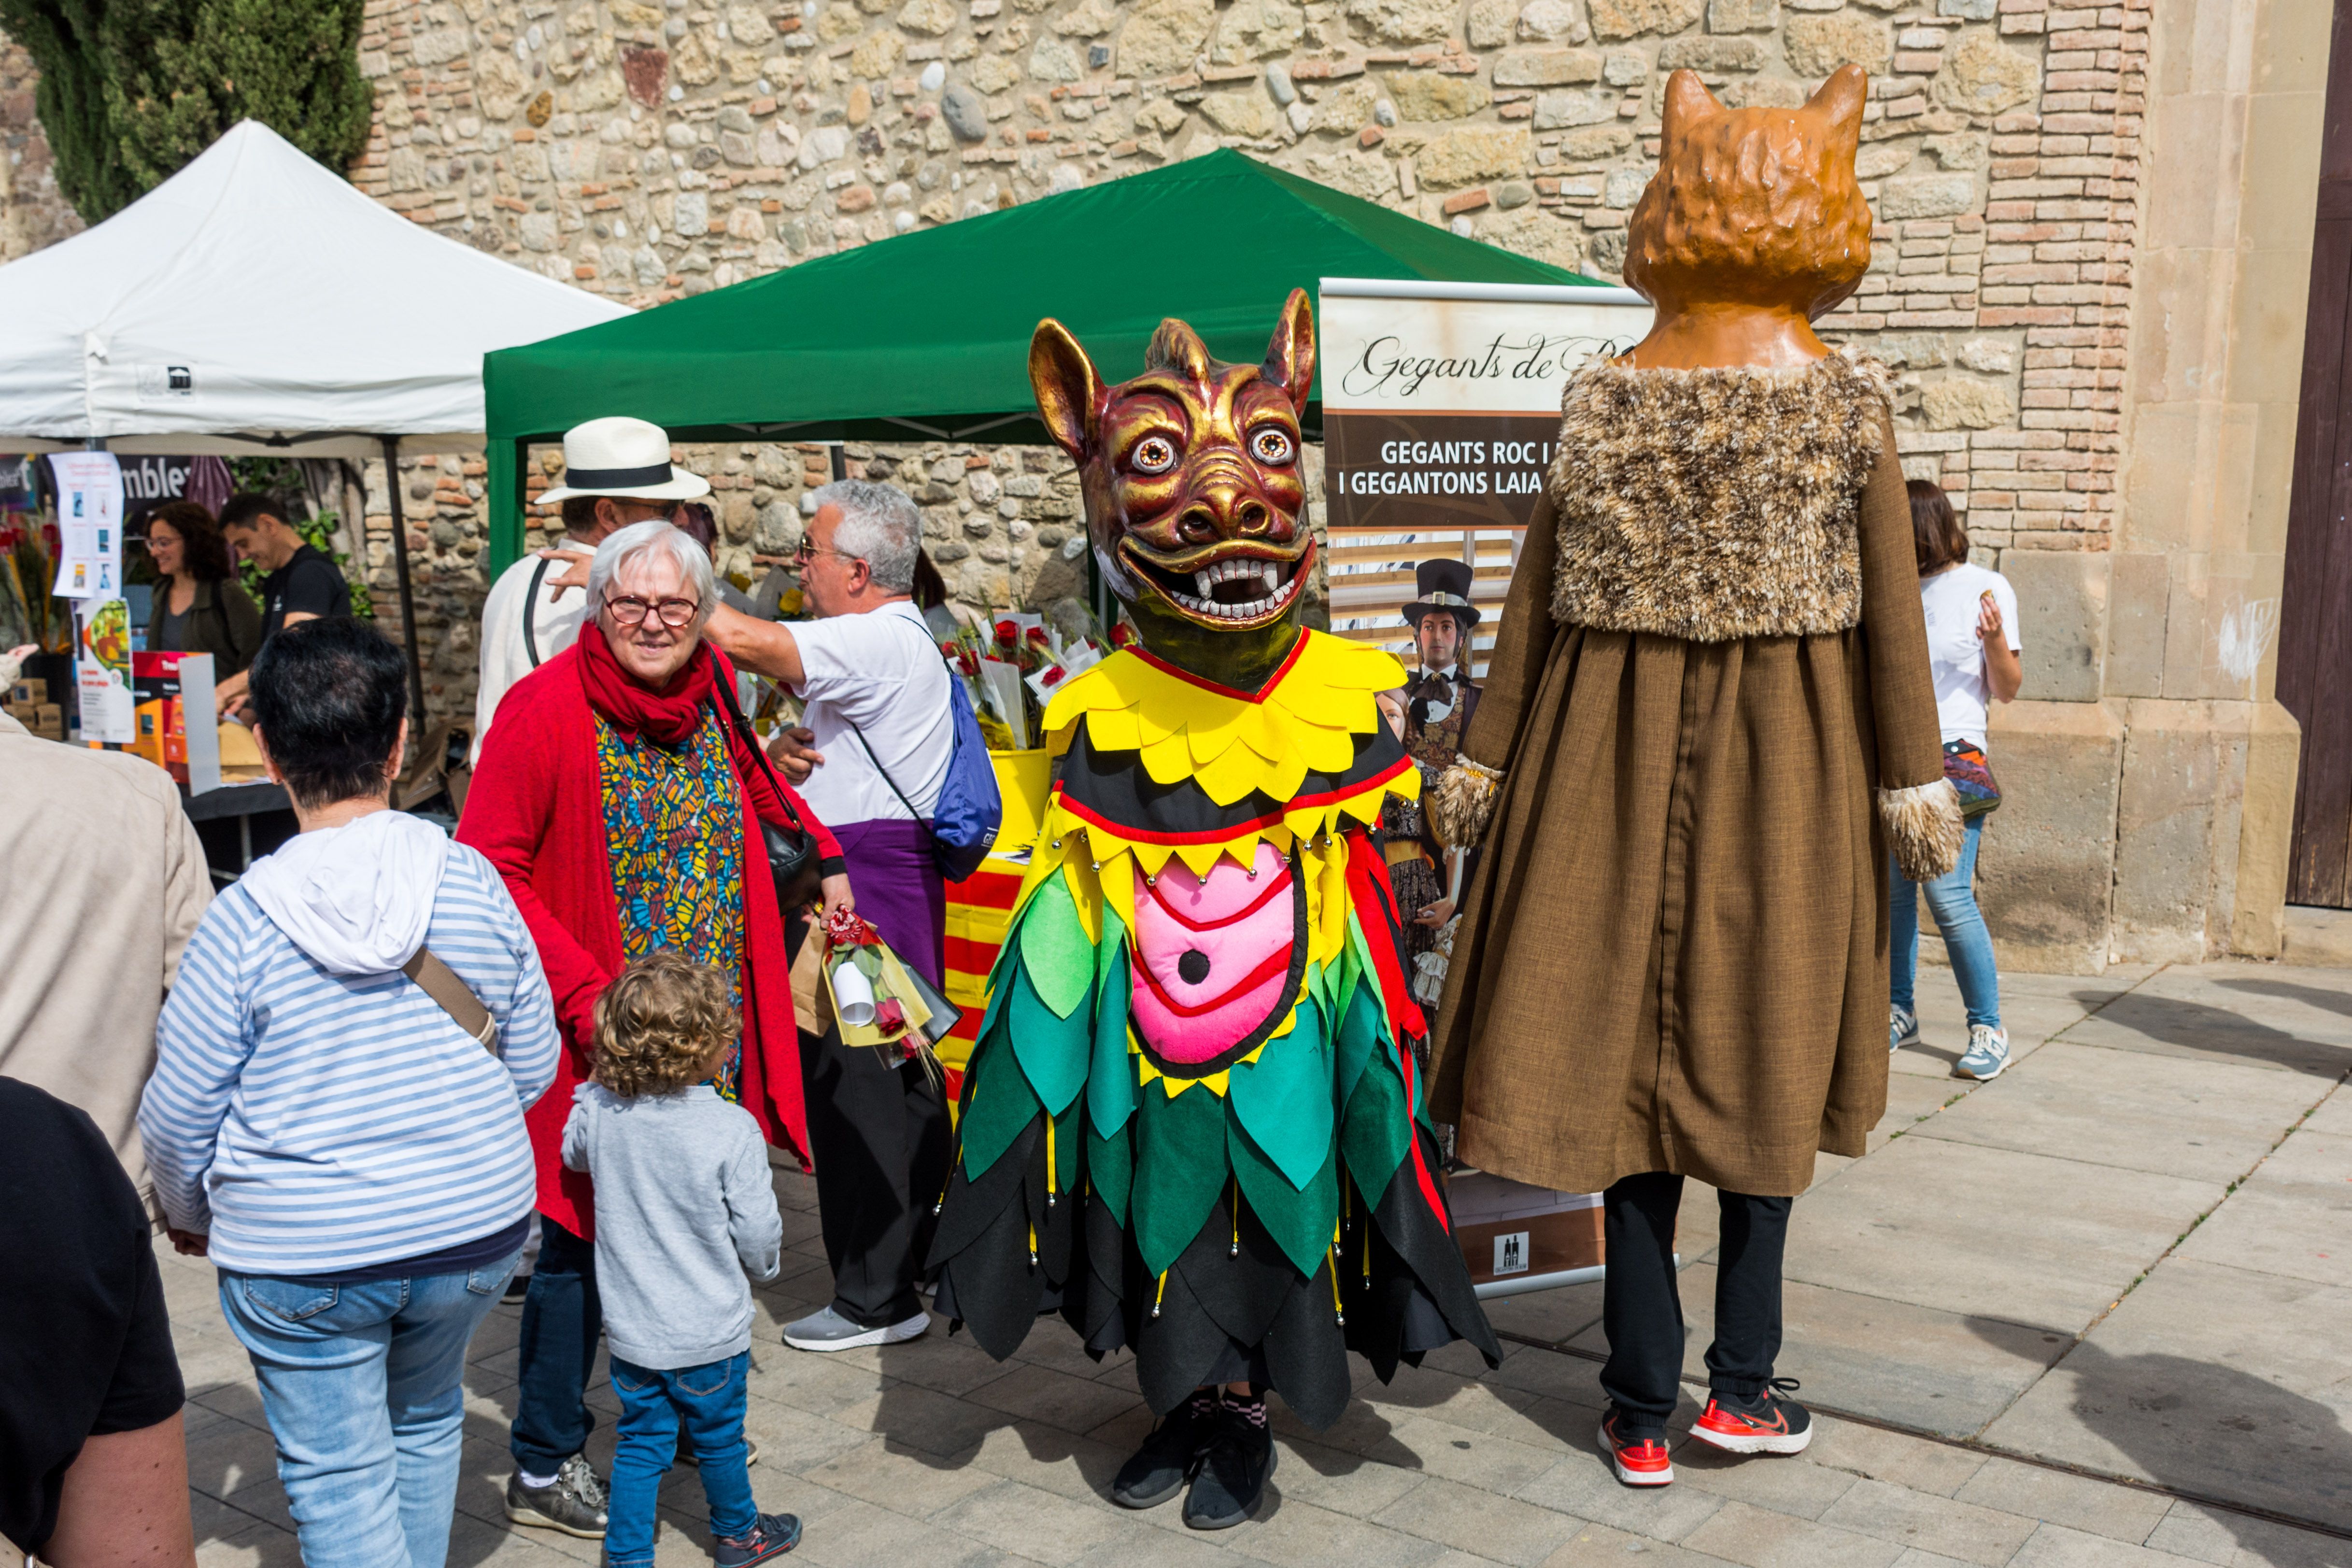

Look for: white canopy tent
[0,117,630,716]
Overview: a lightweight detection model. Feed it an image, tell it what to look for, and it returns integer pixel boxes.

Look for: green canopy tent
[481,147,1604,572]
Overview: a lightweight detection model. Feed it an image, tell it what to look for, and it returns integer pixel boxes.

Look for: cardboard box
[9,676,45,706]
[1449,1170,1605,1286]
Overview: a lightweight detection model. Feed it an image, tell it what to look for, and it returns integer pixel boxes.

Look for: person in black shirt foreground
[213,491,351,719]
[0,1076,193,1566]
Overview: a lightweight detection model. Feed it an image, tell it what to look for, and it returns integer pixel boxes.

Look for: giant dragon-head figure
[1029,288,1316,691]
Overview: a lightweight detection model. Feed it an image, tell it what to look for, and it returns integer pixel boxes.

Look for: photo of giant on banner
[1318,279,1651,674]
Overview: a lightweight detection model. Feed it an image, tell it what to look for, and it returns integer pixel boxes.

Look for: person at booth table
[212,493,351,720]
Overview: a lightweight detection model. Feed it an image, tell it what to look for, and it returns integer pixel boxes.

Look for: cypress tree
[0,0,372,223]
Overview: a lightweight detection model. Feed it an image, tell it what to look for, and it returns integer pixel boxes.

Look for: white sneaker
[782,1305,931,1352]
[1889,1004,1920,1054]
[1955,1025,2010,1081]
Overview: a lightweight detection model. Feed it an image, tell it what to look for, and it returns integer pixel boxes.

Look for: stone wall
[0,38,80,261]
[324,0,2132,717]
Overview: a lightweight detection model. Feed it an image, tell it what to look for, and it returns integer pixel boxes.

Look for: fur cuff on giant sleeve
[1880,778,1965,882]
[1428,759,1503,849]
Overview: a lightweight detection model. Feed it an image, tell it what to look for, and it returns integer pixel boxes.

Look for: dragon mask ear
[1030,318,1103,461]
[1261,287,1316,414]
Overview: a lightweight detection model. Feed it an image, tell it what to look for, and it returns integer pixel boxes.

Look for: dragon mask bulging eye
[1250,427,1296,466]
[1130,436,1178,475]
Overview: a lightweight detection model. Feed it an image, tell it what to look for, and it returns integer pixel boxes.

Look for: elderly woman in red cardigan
[458,519,845,1540]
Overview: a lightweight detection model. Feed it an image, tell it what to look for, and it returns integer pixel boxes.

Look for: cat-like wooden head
[1623,66,1873,324]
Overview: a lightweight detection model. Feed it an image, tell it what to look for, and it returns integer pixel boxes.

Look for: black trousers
[798,1021,951,1328]
[1600,1171,1792,1429]
[510,1216,600,1471]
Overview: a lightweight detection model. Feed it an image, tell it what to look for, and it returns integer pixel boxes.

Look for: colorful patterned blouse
[596,707,748,1100]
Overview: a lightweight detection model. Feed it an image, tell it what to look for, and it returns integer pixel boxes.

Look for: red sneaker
[1690,1378,1814,1456]
[1597,1408,1674,1486]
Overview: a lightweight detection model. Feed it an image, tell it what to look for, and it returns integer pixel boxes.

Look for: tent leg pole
[382,435,427,728]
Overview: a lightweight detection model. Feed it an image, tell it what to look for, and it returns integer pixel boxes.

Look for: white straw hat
[537,416,712,504]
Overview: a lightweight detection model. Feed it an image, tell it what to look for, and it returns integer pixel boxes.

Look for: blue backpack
[843,643,1002,884]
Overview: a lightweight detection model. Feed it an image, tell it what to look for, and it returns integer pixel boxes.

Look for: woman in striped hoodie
[142,618,560,1568]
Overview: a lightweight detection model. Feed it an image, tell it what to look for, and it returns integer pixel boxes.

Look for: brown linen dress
[1427,357,1949,1199]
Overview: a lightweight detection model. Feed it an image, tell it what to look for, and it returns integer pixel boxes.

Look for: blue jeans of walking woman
[606,1351,757,1568]
[217,1251,523,1568]
[1890,815,2001,1029]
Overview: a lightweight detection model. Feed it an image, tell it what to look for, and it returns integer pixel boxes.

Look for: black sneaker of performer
[1182,1388,1276,1530]
[1110,1388,1220,1509]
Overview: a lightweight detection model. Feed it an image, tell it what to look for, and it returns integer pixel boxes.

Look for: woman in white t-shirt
[1891,481,2023,1081]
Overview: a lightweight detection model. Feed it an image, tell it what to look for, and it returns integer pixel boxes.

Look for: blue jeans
[510,1215,601,1474]
[607,1352,757,1568]
[217,1251,522,1568]
[1890,815,2001,1030]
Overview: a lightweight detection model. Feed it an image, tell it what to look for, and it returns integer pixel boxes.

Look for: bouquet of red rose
[820,908,962,1081]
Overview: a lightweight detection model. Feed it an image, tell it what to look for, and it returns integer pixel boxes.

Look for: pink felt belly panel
[1130,841,1295,1065]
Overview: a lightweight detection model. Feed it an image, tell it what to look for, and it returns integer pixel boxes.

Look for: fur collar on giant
[1544,354,1891,643]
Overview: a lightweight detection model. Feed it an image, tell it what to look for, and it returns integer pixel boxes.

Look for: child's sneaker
[714,1511,802,1566]
[1597,1407,1674,1486]
[1955,1025,2010,1081]
[1690,1379,1813,1456]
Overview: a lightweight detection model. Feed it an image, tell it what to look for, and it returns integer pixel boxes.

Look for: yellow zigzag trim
[1041,631,1417,808]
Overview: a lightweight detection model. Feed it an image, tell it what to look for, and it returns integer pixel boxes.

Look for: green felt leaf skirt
[926,863,1500,1430]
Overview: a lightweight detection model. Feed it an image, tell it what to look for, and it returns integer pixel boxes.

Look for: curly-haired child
[561,949,799,1565]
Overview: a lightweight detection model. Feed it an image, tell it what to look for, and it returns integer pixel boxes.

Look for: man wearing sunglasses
[473,417,706,765]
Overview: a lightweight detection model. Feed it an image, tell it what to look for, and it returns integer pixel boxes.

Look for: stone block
[2111,699,2237,963]
[1658,35,1767,68]
[1705,0,1779,31]
[1559,124,1636,161]
[1517,0,1588,38]
[1118,0,1216,76]
[1200,86,1278,135]
[1493,46,1602,84]
[1385,69,1492,119]
[1931,32,2040,117]
[1468,0,1517,45]
[2103,551,2169,699]
[1979,698,2124,974]
[2231,699,2299,956]
[2000,548,2108,701]
[1920,375,2011,429]
[1532,87,1619,128]
[1881,172,1980,222]
[1414,125,1530,185]
[1345,0,1459,42]
[1587,0,1704,40]
[1785,13,1892,75]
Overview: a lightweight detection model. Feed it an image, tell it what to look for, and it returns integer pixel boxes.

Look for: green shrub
[0,0,372,222]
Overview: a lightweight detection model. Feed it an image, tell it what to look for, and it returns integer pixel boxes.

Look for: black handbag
[713,674,824,912]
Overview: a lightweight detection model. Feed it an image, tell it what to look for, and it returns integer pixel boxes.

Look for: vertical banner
[1317,280,1651,673]
[48,452,126,601]
[76,596,136,744]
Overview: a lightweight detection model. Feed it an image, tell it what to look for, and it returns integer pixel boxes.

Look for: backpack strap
[522,555,554,669]
[402,946,501,1055]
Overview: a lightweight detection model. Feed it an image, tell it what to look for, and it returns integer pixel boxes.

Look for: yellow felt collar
[1042,631,1410,805]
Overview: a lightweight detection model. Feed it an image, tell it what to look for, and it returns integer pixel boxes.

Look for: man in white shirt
[471,416,709,763]
[706,479,955,1355]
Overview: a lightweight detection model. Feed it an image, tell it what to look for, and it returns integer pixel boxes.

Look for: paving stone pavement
[167,961,2352,1568]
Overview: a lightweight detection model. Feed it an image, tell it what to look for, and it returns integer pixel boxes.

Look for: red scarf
[577,622,717,745]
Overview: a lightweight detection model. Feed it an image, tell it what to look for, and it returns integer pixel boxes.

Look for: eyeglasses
[794,538,859,566]
[604,594,700,628]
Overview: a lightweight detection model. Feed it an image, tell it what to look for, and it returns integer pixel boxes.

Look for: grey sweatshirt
[561,1081,784,1370]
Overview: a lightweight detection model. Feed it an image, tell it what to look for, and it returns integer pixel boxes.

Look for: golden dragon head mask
[1029,288,1316,686]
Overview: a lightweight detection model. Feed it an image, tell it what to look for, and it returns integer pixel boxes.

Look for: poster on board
[48,452,126,601]
[1317,280,1652,672]
[75,596,137,744]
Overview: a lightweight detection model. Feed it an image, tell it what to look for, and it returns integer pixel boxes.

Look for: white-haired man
[705,478,955,1354]
[472,416,709,764]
